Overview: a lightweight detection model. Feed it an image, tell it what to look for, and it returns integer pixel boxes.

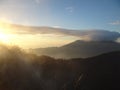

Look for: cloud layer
[1,23,120,42]
[109,20,120,25]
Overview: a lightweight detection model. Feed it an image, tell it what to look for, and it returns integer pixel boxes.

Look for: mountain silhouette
[70,51,120,90]
[32,51,120,90]
[0,45,120,90]
[32,40,120,58]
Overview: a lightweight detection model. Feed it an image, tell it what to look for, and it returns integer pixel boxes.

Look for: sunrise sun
[0,30,10,44]
[0,24,12,44]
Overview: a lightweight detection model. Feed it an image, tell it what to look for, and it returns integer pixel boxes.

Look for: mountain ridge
[32,40,120,58]
[0,44,120,90]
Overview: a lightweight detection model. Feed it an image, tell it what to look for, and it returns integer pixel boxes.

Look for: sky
[0,0,120,48]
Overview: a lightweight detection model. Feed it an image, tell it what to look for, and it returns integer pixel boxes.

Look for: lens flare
[0,31,10,44]
[0,21,12,44]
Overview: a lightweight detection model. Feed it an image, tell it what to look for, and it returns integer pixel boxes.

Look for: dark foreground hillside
[0,45,120,90]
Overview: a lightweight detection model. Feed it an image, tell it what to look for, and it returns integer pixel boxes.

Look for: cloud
[52,26,61,28]
[65,7,74,13]
[109,20,120,25]
[78,30,120,41]
[1,22,120,42]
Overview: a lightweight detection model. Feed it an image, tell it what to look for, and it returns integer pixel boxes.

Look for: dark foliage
[0,45,120,90]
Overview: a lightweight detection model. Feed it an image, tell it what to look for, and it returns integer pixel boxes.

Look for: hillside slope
[32,40,120,58]
[0,45,120,90]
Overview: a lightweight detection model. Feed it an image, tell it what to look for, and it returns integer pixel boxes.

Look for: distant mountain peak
[33,40,120,59]
[62,40,119,48]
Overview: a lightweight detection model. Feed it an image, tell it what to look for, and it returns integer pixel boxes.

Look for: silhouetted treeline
[0,44,120,90]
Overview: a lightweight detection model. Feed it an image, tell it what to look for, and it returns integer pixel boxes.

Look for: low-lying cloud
[2,23,120,42]
[109,20,120,25]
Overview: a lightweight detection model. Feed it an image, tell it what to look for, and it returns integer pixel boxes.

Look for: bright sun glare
[0,21,12,44]
[0,30,10,44]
